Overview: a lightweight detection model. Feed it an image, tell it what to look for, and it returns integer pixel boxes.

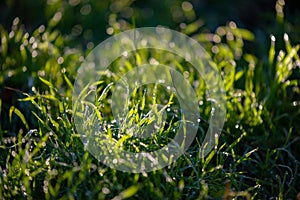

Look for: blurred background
[1,0,300,46]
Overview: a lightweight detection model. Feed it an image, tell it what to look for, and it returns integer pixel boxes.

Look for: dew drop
[158,79,165,84]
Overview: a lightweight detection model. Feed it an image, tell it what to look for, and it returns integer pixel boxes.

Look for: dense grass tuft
[1,0,300,199]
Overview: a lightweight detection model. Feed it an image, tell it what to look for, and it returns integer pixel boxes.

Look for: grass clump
[0,0,300,199]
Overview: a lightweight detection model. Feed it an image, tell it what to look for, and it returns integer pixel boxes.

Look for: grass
[0,0,300,199]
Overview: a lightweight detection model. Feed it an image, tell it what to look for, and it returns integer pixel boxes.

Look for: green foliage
[0,0,300,199]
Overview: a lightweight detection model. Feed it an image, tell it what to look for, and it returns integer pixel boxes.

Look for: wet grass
[0,0,300,199]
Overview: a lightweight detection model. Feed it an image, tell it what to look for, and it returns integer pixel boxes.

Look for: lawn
[0,0,300,199]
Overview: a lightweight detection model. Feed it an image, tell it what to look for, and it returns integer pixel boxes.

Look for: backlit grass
[0,0,300,199]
